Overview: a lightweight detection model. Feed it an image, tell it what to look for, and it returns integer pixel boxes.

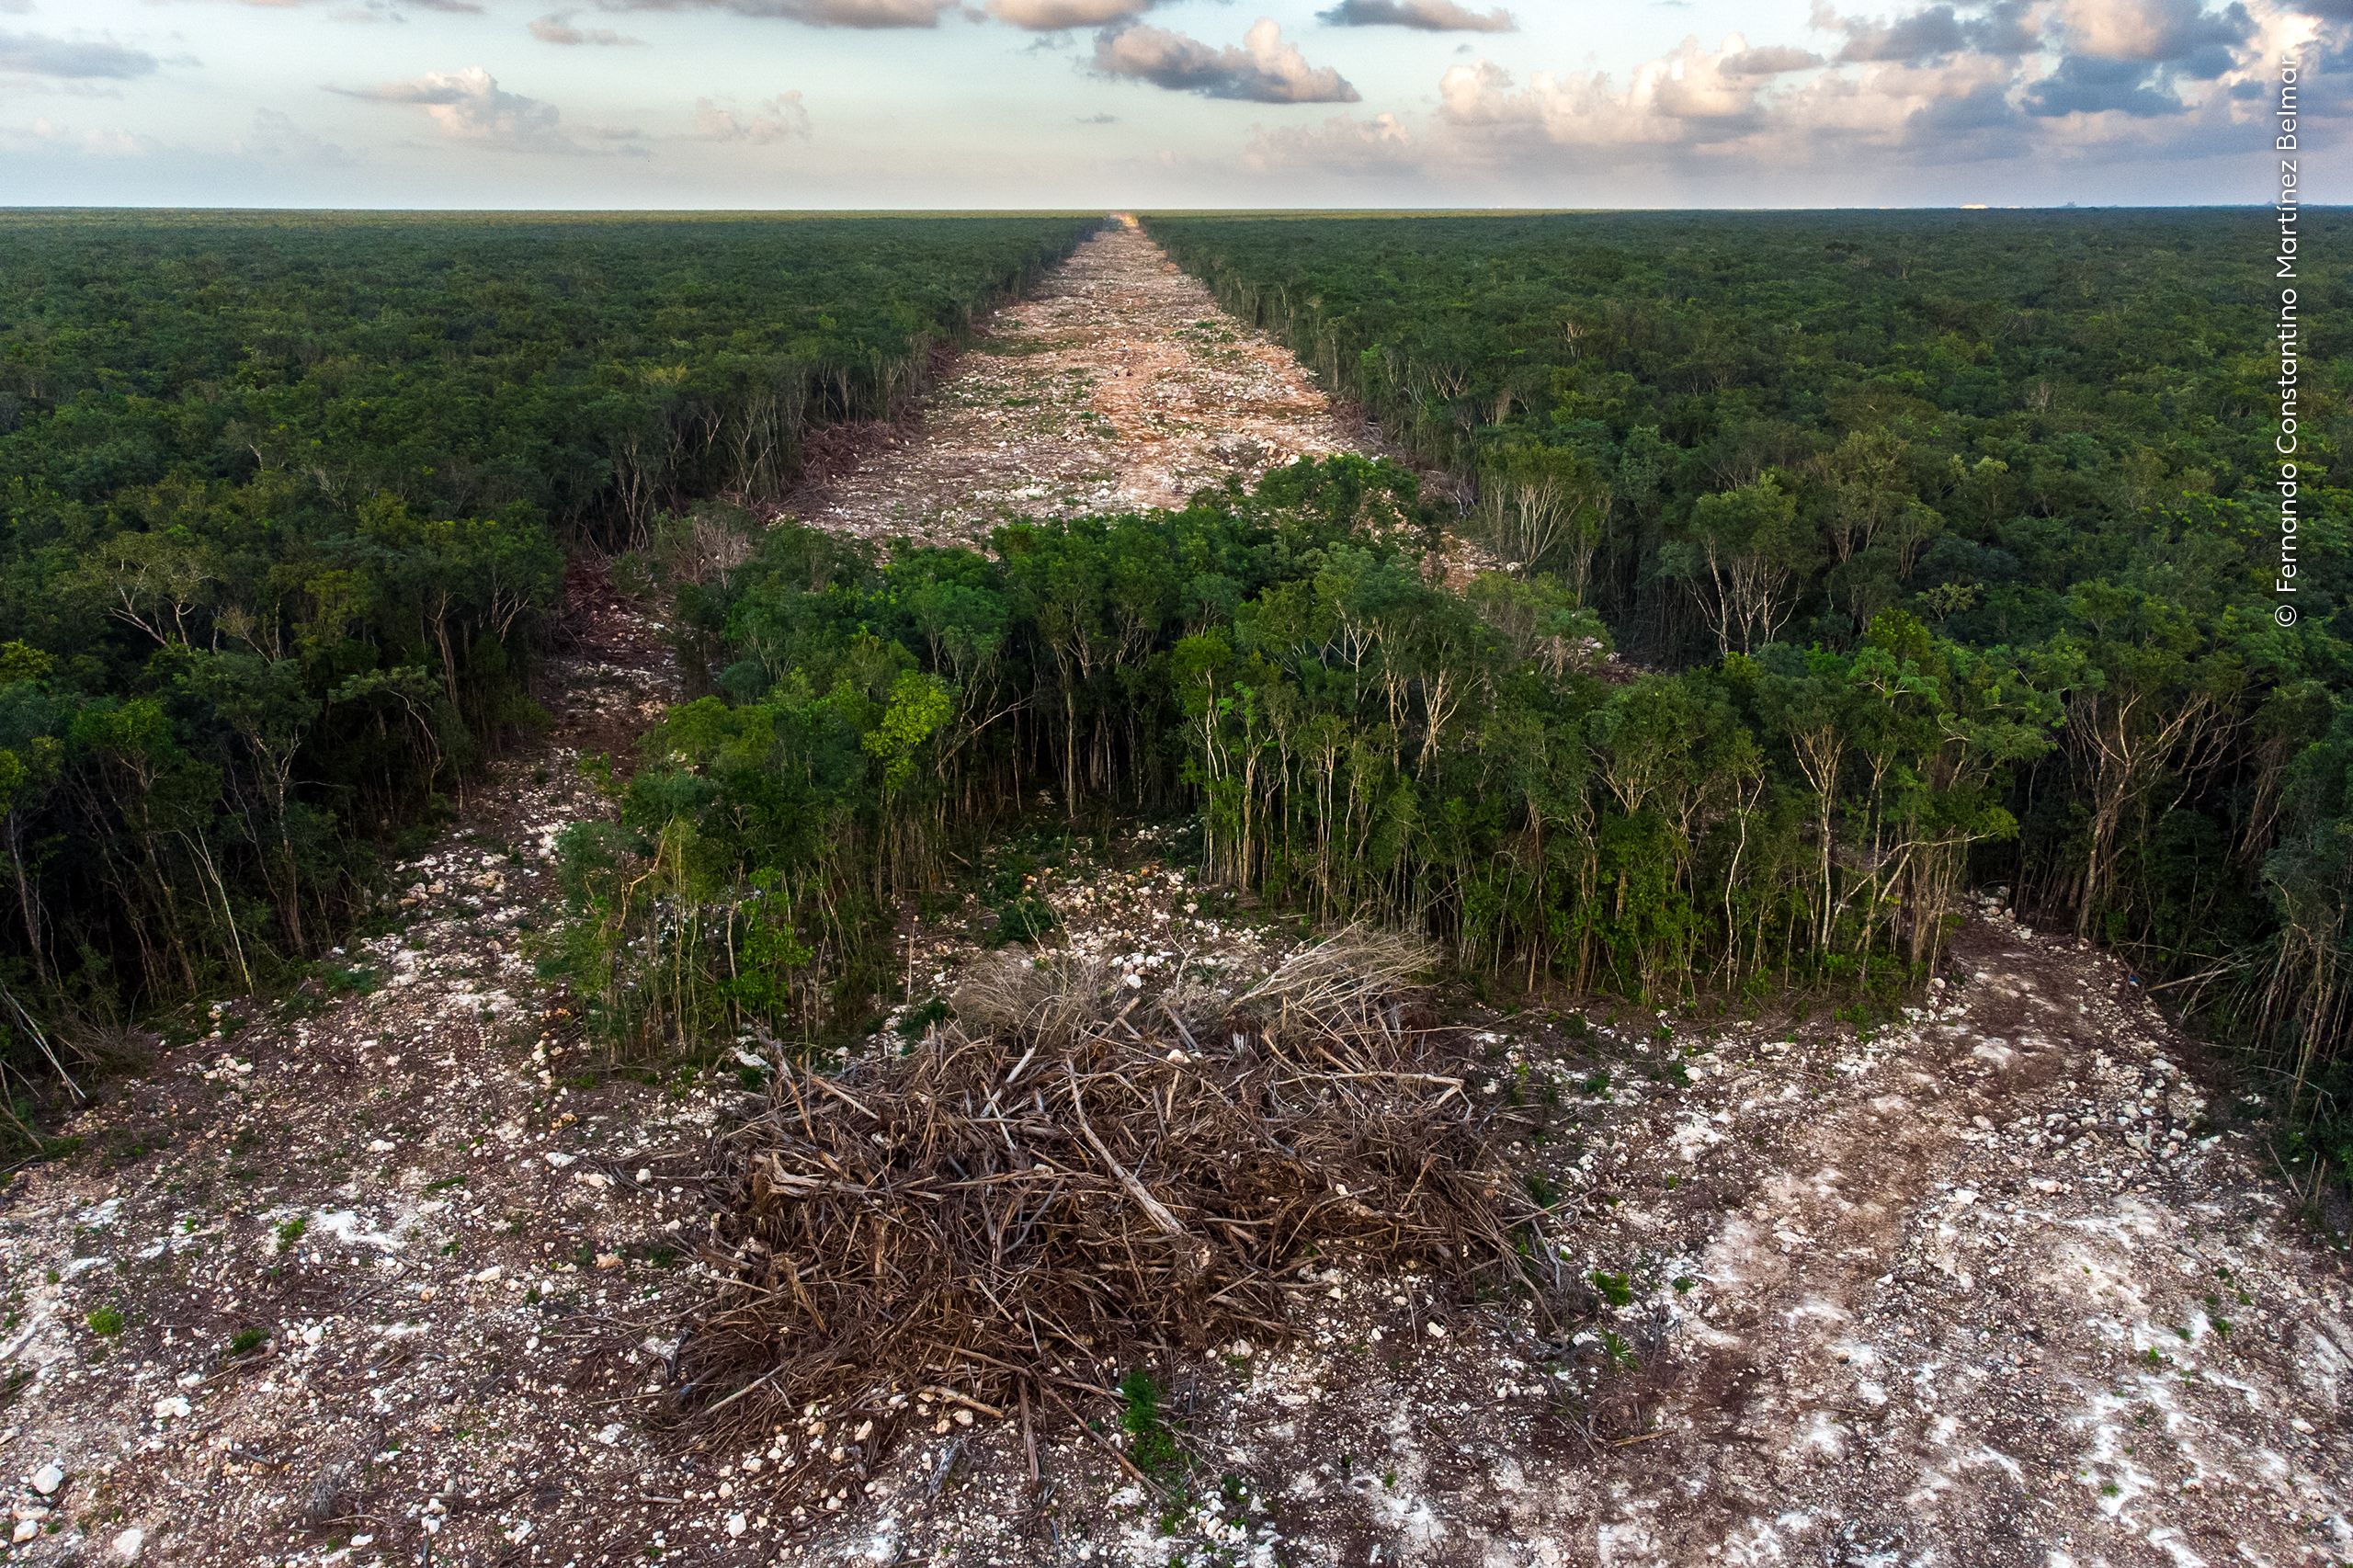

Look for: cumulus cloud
[334,67,587,152]
[1093,17,1359,102]
[2052,0,2251,60]
[0,30,159,77]
[691,89,811,141]
[597,0,953,25]
[531,11,645,42]
[1238,0,2286,189]
[989,0,1154,28]
[1417,29,2082,170]
[1437,38,1793,144]
[1821,1,2039,62]
[2022,51,2184,112]
[1317,0,1515,30]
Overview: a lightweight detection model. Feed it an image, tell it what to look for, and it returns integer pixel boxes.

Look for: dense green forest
[559,462,2035,1047]
[1130,210,2349,1136]
[0,211,1104,1063]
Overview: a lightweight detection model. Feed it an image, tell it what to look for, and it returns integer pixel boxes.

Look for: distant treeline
[0,212,1103,1051]
[1137,210,2349,1127]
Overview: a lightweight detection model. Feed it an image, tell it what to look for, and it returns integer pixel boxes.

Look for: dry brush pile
[664,927,1554,1494]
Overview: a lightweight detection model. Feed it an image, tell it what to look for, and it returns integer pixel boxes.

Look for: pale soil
[784,217,1365,551]
[0,227,2345,1568]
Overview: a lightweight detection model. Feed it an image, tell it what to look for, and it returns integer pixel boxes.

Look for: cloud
[1245,109,1415,172]
[691,89,811,141]
[597,0,953,25]
[1093,17,1359,102]
[0,30,159,77]
[1076,110,1118,121]
[5,115,160,155]
[531,11,644,42]
[1316,0,1514,30]
[2052,0,2250,60]
[1822,1,2039,62]
[334,67,586,152]
[1437,38,1790,142]
[0,0,33,13]
[2021,51,2186,112]
[989,0,1153,28]
[1419,31,2076,169]
[1720,44,1825,73]
[241,0,487,10]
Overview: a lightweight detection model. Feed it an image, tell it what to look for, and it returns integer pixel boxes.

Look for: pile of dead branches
[666,927,1548,1483]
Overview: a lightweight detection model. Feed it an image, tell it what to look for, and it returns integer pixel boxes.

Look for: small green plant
[229,1328,267,1355]
[1381,1469,1397,1489]
[274,1217,307,1254]
[991,892,1060,948]
[1117,1367,1184,1483]
[86,1307,126,1336]
[1590,1270,1633,1307]
[1597,1329,1637,1369]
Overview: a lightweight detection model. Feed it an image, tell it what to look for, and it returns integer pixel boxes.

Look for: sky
[0,0,2339,207]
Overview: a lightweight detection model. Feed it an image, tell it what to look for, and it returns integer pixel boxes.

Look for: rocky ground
[0,226,2346,1568]
[784,217,1359,554]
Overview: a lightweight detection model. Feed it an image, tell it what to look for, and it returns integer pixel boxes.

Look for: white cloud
[171,0,488,10]
[2055,0,2248,59]
[0,30,159,76]
[5,115,160,155]
[531,11,646,43]
[691,89,811,141]
[597,0,954,26]
[1093,17,1359,102]
[989,0,1153,28]
[334,66,589,153]
[1720,43,1827,73]
[1316,0,1515,31]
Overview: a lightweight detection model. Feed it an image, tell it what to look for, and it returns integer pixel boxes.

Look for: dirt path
[790,217,1361,551]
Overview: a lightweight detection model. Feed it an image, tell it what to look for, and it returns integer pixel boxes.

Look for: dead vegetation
[665,928,1546,1495]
